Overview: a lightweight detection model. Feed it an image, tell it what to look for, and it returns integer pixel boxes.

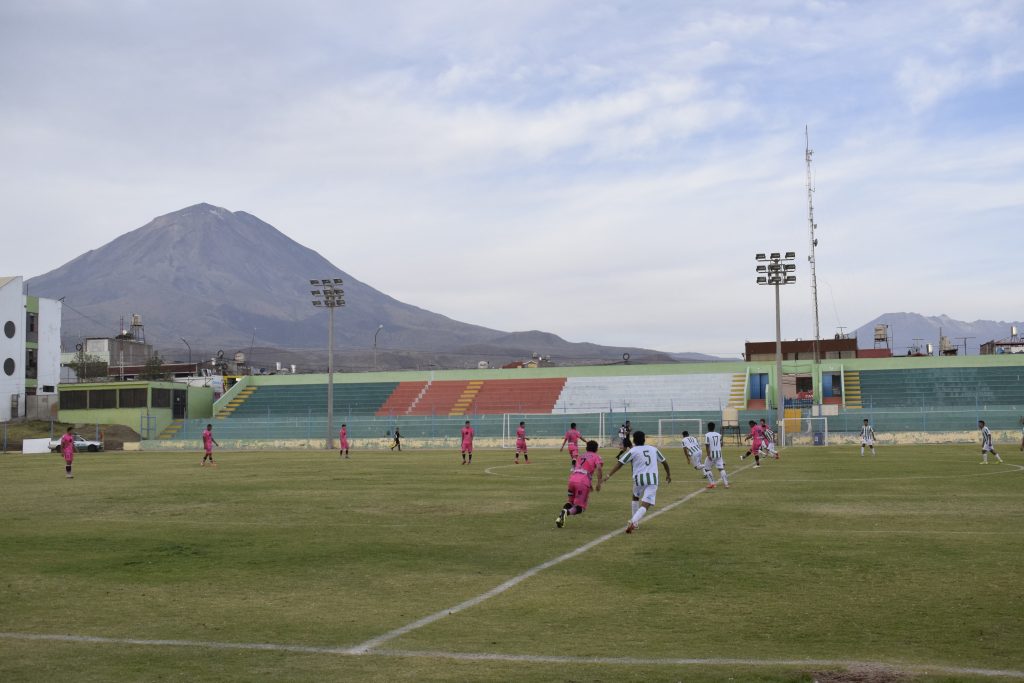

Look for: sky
[2,0,1023,357]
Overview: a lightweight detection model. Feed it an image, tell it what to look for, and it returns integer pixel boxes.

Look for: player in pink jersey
[741,420,764,468]
[514,420,529,464]
[559,422,586,467]
[460,420,474,464]
[201,423,220,467]
[556,440,604,527]
[339,424,350,458]
[59,427,77,478]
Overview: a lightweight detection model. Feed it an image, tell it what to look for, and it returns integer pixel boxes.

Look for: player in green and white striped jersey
[978,420,1003,464]
[602,430,671,534]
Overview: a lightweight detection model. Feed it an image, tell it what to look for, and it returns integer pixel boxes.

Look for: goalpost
[779,416,829,447]
[501,413,607,449]
[656,418,703,448]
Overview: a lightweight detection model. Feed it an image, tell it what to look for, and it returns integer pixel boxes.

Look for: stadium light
[755,251,797,444]
[374,323,385,371]
[311,277,345,450]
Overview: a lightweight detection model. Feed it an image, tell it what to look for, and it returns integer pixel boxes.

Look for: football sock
[703,468,714,484]
[65,465,71,474]
[860,447,864,455]
[568,505,582,516]
[754,454,760,465]
[630,507,647,526]
[631,500,639,517]
[719,469,729,486]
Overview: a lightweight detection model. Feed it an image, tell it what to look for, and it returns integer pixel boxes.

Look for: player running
[460,420,474,464]
[560,422,586,467]
[556,440,603,527]
[978,420,1003,464]
[616,420,633,457]
[339,424,350,458]
[741,420,764,468]
[59,426,77,479]
[515,421,529,464]
[859,419,877,456]
[704,422,730,489]
[682,430,715,487]
[758,418,780,459]
[201,423,219,467]
[602,430,672,534]
[389,427,402,451]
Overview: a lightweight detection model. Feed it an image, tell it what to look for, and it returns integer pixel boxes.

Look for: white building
[0,276,63,421]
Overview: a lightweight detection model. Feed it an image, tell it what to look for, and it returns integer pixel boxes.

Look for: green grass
[1,445,1022,682]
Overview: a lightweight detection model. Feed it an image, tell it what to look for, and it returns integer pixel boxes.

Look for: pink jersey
[515,426,526,444]
[461,426,474,445]
[750,424,763,446]
[202,429,214,451]
[570,451,603,482]
[60,433,75,460]
[339,427,348,447]
[564,428,582,445]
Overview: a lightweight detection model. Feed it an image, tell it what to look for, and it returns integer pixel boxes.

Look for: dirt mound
[98,424,141,450]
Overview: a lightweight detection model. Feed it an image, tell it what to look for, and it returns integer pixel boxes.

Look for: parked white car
[49,434,104,452]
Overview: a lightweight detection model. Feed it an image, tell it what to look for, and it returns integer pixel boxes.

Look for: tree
[139,352,168,381]
[67,350,107,382]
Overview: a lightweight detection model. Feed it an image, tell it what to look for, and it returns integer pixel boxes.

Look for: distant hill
[853,313,1023,355]
[26,203,677,368]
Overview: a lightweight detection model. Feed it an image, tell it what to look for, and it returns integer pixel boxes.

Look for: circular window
[3,321,14,338]
[3,358,14,376]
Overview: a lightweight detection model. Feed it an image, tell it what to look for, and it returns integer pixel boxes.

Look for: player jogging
[682,430,715,487]
[390,427,402,451]
[758,418,779,459]
[556,440,604,527]
[59,426,77,479]
[704,422,730,489]
[602,430,671,534]
[859,419,877,456]
[201,423,219,467]
[616,420,633,457]
[514,421,529,464]
[460,420,474,464]
[560,422,585,467]
[978,420,1003,464]
[741,420,764,468]
[339,424,350,458]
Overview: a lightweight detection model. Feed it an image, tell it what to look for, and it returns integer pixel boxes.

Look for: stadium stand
[375,380,429,416]
[553,374,733,413]
[859,367,1024,408]
[460,378,566,414]
[405,380,472,416]
[230,382,398,417]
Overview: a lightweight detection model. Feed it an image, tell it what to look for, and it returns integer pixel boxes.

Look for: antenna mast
[805,125,821,360]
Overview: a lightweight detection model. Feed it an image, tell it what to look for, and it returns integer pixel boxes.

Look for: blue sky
[2,1,1022,355]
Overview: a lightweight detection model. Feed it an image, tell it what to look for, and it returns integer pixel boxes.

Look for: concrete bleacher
[553,374,733,413]
[375,381,428,416]
[230,382,399,417]
[859,367,1024,408]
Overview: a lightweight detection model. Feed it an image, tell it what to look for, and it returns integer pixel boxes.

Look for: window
[3,321,14,338]
[88,389,117,409]
[26,312,37,343]
[60,391,88,410]
[151,388,171,408]
[119,388,147,408]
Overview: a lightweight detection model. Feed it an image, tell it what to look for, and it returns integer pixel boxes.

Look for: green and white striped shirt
[618,445,666,487]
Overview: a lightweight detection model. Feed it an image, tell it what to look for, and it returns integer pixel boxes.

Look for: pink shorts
[752,439,763,451]
[462,441,473,452]
[340,438,349,449]
[516,440,527,453]
[63,452,74,463]
[566,474,592,509]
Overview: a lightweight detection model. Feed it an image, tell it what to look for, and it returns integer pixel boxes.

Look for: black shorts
[622,438,633,449]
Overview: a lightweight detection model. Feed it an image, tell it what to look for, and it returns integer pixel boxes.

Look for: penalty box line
[348,462,756,654]
[2,633,1022,679]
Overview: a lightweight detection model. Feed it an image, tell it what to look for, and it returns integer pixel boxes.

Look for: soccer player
[339,424,350,458]
[390,427,402,451]
[514,421,529,464]
[602,430,671,534]
[616,420,633,456]
[741,420,763,468]
[59,426,77,479]
[460,420,474,464]
[759,418,780,459]
[560,422,586,467]
[859,419,877,456]
[978,420,1003,464]
[201,423,219,467]
[704,422,730,489]
[556,440,604,527]
[682,430,715,487]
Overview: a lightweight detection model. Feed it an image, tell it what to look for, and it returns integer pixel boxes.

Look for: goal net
[656,418,703,448]
[779,416,829,447]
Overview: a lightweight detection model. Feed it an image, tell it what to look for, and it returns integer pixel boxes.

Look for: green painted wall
[58,381,214,437]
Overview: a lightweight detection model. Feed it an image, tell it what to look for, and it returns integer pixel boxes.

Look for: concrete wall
[0,277,26,420]
[36,297,62,392]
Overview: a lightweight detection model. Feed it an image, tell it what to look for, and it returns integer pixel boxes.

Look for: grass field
[1,444,1022,682]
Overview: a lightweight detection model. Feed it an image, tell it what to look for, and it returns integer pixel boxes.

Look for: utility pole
[806,126,822,365]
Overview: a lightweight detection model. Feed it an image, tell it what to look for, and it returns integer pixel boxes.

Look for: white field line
[1,633,1021,679]
[742,462,1024,484]
[347,464,752,653]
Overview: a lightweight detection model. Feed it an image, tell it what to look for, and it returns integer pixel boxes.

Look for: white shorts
[687,452,703,468]
[632,484,658,505]
[862,438,874,447]
[707,454,725,470]
[982,444,995,452]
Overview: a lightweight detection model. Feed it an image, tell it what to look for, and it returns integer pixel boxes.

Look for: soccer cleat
[706,483,716,489]
[625,521,637,534]
[753,464,761,468]
[556,509,567,528]
[724,483,730,488]
[740,452,748,460]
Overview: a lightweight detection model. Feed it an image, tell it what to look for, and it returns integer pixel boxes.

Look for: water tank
[234,352,246,364]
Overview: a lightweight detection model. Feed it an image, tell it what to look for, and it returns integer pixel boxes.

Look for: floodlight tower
[756,252,797,440]
[805,126,822,364]
[310,278,345,450]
